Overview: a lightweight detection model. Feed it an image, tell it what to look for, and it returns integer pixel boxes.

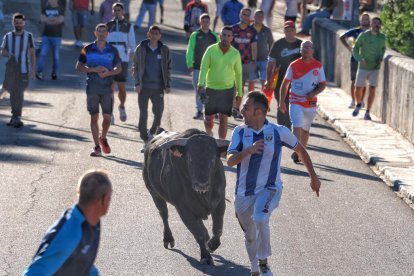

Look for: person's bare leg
[90,114,100,145]
[117,82,127,108]
[367,86,376,112]
[101,114,112,139]
[354,86,364,104]
[218,114,228,139]
[204,115,214,136]
[248,81,255,92]
[234,95,243,110]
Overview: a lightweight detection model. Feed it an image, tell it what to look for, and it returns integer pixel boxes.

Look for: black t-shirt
[42,4,65,37]
[268,38,302,88]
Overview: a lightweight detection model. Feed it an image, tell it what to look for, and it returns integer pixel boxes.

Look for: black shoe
[232,108,243,120]
[193,111,203,120]
[13,116,24,128]
[6,116,16,126]
[291,152,300,164]
[35,72,43,80]
[51,73,57,80]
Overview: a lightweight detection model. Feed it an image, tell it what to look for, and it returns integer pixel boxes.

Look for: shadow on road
[169,248,250,276]
[104,155,143,169]
[315,164,381,181]
[307,144,360,160]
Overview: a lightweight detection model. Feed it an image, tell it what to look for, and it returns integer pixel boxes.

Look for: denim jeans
[301,10,331,34]
[37,36,62,74]
[135,3,156,29]
[191,70,203,112]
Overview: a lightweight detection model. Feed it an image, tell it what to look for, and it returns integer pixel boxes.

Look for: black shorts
[114,62,129,82]
[87,93,113,115]
[204,87,234,116]
[350,60,358,81]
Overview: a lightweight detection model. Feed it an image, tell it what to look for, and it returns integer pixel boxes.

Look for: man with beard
[0,13,36,128]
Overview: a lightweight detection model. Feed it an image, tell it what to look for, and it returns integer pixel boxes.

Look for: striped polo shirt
[228,120,298,196]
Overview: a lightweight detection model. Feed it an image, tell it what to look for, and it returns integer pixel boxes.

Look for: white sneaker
[259,261,273,276]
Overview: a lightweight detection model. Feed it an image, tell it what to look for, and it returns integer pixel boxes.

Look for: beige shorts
[355,68,379,87]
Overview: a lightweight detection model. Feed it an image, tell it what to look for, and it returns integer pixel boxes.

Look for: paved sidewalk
[270,0,414,206]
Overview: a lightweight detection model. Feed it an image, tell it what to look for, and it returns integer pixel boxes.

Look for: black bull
[143,129,229,265]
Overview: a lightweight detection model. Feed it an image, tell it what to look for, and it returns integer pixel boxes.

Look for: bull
[143,129,229,265]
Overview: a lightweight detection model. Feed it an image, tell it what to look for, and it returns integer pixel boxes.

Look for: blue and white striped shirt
[228,120,298,196]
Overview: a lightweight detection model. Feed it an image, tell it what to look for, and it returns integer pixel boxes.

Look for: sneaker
[99,136,111,154]
[119,106,127,122]
[35,72,43,80]
[232,108,243,120]
[90,146,102,157]
[352,104,361,117]
[51,73,57,80]
[13,116,24,128]
[259,260,272,276]
[348,100,355,108]
[364,112,372,120]
[111,114,115,125]
[193,111,203,120]
[6,116,16,126]
[291,152,300,164]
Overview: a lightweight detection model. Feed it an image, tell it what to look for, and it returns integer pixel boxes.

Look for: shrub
[380,0,414,58]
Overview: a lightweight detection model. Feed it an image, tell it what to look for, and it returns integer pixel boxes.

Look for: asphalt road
[0,0,413,275]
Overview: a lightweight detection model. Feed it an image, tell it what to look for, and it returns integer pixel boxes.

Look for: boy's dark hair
[372,17,381,24]
[247,91,269,114]
[149,25,161,33]
[221,26,233,34]
[13,13,25,21]
[112,2,124,10]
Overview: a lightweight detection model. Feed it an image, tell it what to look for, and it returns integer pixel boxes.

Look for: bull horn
[158,138,188,150]
[215,139,230,148]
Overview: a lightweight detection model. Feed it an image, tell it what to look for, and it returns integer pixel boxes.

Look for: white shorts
[234,186,282,222]
[289,104,317,131]
[355,68,379,87]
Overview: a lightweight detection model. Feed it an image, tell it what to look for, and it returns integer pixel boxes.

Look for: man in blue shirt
[76,23,122,157]
[220,0,243,26]
[23,169,113,275]
[227,91,320,276]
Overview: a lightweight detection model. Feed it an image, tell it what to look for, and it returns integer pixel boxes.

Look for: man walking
[351,17,386,120]
[134,0,157,31]
[133,25,171,153]
[0,13,36,128]
[23,169,113,275]
[198,26,242,139]
[227,91,320,276]
[339,12,370,108]
[221,0,244,26]
[279,40,326,163]
[69,0,94,47]
[231,8,258,120]
[36,0,65,80]
[266,20,301,129]
[76,24,122,157]
[107,2,136,123]
[250,9,273,91]
[186,13,219,120]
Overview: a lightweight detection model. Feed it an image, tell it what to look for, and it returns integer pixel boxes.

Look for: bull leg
[176,208,214,265]
[208,198,225,252]
[148,190,175,249]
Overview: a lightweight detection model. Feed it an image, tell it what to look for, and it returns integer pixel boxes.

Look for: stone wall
[312,18,414,144]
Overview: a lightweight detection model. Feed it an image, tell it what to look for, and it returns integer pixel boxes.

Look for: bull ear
[158,138,188,150]
[215,139,230,157]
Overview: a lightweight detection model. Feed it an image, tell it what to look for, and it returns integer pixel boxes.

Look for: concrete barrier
[312,18,414,144]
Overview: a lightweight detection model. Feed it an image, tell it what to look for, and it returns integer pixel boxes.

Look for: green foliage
[380,0,414,58]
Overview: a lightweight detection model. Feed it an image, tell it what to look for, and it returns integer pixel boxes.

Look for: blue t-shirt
[23,205,100,276]
[341,27,365,62]
[78,41,121,94]
[228,120,298,196]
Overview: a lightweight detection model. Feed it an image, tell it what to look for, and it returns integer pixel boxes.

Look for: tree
[381,0,414,58]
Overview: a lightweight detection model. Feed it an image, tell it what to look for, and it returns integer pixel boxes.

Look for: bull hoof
[163,239,175,249]
[207,236,221,252]
[200,257,215,265]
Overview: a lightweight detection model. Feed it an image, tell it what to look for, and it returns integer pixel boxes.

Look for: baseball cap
[284,21,295,29]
